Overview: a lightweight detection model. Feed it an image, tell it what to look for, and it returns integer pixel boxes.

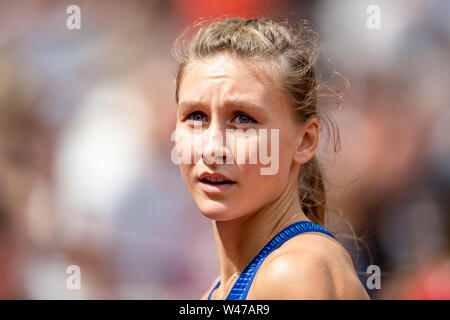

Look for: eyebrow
[178,99,265,113]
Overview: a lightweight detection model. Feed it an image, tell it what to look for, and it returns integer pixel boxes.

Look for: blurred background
[0,0,448,299]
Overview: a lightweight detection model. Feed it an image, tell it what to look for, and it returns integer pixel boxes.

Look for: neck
[212,175,310,294]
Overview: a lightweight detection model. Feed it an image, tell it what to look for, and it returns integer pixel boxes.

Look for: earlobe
[294,138,313,165]
[294,146,309,165]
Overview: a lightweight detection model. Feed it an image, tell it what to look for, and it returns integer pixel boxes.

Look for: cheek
[175,127,193,185]
[236,139,293,207]
[235,127,293,176]
[179,163,191,189]
[234,163,286,214]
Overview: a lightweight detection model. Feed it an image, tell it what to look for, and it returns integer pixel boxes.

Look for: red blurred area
[173,0,291,28]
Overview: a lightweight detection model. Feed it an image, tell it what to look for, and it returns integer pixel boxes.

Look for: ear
[293,118,320,165]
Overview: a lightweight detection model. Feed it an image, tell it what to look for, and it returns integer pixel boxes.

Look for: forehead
[178,54,281,105]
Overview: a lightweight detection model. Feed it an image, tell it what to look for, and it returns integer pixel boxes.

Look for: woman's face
[176,54,313,221]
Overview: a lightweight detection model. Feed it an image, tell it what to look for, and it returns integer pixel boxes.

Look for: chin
[197,199,240,221]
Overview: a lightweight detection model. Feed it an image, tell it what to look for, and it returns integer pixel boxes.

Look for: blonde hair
[172,17,342,226]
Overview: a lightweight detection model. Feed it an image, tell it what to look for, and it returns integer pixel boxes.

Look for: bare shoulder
[200,275,220,300]
[249,232,370,300]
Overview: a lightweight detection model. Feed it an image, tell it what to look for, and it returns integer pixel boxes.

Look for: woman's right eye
[185,111,208,122]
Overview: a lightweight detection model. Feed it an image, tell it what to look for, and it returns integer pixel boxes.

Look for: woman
[172,17,370,300]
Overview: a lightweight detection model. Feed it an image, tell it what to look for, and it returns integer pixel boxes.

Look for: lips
[198,172,236,193]
[199,172,234,184]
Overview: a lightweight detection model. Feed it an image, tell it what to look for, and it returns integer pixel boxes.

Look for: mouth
[198,172,236,193]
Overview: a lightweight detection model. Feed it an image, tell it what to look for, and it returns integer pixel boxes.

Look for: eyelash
[184,111,257,124]
[185,111,208,122]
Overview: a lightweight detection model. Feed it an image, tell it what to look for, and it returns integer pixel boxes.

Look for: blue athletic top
[207,220,336,300]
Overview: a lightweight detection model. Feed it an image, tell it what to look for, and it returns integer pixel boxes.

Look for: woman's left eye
[233,113,257,124]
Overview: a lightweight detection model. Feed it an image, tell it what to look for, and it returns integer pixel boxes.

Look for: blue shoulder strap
[207,221,335,300]
[207,280,221,300]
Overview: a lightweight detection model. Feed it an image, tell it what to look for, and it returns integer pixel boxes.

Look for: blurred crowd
[0,0,448,299]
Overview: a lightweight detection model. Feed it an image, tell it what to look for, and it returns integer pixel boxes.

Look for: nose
[202,123,230,165]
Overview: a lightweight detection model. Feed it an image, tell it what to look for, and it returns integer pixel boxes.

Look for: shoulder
[249,232,370,300]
